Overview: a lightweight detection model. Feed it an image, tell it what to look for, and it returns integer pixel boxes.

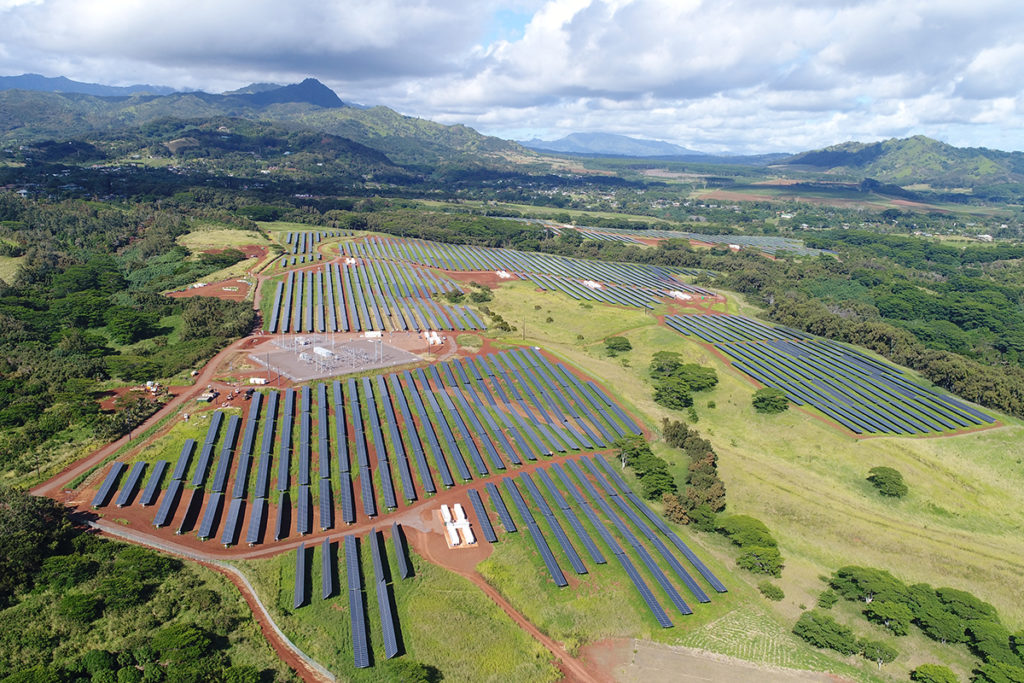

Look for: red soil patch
[444,269,515,289]
[168,278,251,301]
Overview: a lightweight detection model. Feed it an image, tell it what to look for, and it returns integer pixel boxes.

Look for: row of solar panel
[266,262,484,334]
[294,524,411,668]
[351,236,696,292]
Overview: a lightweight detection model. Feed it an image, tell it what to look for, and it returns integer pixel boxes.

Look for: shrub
[863,600,914,636]
[604,336,632,355]
[759,581,785,601]
[58,593,104,624]
[867,466,908,498]
[752,387,789,413]
[911,664,959,683]
[817,589,839,609]
[792,610,859,655]
[860,639,898,667]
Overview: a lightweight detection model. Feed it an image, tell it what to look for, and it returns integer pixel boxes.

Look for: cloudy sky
[2,0,1024,153]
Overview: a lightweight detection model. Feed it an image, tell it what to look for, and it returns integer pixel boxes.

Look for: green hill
[0,79,527,167]
[783,135,1024,189]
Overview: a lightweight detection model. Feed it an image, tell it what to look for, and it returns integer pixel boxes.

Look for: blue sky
[2,0,1024,153]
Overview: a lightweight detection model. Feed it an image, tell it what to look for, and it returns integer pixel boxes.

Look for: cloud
[2,0,1024,152]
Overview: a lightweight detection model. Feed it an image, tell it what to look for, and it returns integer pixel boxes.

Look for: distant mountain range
[0,77,520,166]
[520,132,703,157]
[0,73,175,96]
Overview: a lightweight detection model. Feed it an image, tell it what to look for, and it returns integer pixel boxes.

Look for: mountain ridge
[521,132,703,156]
[0,73,175,96]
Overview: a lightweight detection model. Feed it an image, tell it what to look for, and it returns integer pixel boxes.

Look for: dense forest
[0,194,257,480]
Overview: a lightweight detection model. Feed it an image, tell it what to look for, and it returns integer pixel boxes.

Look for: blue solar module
[377,376,416,502]
[317,383,330,478]
[172,439,196,481]
[277,389,294,491]
[333,381,350,474]
[377,573,400,659]
[485,481,517,532]
[400,372,454,488]
[526,524,569,587]
[211,415,241,492]
[520,474,587,575]
[274,491,289,541]
[318,478,333,530]
[253,453,272,499]
[140,460,168,506]
[297,484,312,535]
[298,412,311,486]
[115,461,147,508]
[231,453,252,500]
[392,522,411,579]
[294,543,308,609]
[91,462,127,508]
[467,489,498,543]
[153,479,182,527]
[369,528,386,584]
[414,369,472,481]
[191,442,214,487]
[617,552,673,628]
[220,497,244,546]
[338,473,355,524]
[345,534,363,591]
[349,583,370,668]
[246,498,267,546]
[322,538,335,599]
[197,492,223,540]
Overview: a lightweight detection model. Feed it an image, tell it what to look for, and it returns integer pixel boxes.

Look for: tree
[662,492,689,524]
[817,589,839,609]
[829,566,907,605]
[910,664,959,683]
[792,610,859,655]
[640,469,677,500]
[650,351,683,378]
[752,387,789,413]
[654,377,693,409]
[863,600,914,636]
[150,623,213,664]
[0,485,72,607]
[737,546,784,577]
[867,466,908,497]
[105,307,159,345]
[860,640,898,668]
[966,620,1018,666]
[672,364,718,391]
[604,336,632,355]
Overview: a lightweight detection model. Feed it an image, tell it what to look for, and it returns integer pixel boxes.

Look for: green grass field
[236,541,558,682]
[177,227,274,251]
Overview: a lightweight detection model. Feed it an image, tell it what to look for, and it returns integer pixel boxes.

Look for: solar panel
[294,543,308,609]
[220,497,244,546]
[526,524,569,587]
[520,475,587,575]
[392,522,411,579]
[467,489,498,543]
[377,575,400,659]
[322,538,335,599]
[91,462,126,508]
[171,439,196,481]
[191,442,215,487]
[349,577,370,668]
[485,482,516,532]
[318,478,333,530]
[274,491,289,541]
[231,453,252,499]
[197,492,223,540]
[139,460,168,506]
[246,498,267,546]
[153,479,182,527]
[297,484,312,535]
[115,461,147,507]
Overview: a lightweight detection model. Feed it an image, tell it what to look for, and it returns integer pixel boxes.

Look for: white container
[440,504,453,523]
[460,525,476,545]
[446,525,461,546]
[453,503,467,522]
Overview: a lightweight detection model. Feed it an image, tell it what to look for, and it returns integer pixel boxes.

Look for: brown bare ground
[168,278,251,301]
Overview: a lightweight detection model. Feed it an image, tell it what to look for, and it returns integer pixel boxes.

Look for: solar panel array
[279,230,350,268]
[345,535,371,668]
[667,314,994,435]
[503,478,568,587]
[294,543,308,609]
[563,225,826,256]
[91,462,126,508]
[392,522,411,579]
[265,260,483,333]
[467,489,497,543]
[369,529,400,659]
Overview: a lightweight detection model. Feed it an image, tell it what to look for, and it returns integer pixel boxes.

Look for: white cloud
[2,0,1024,152]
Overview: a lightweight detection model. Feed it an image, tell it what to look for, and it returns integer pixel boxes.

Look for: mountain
[226,77,344,108]
[783,135,1024,189]
[0,78,524,166]
[521,132,702,156]
[0,73,174,96]
[221,83,283,95]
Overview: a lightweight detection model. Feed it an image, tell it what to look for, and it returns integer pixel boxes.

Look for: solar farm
[553,224,827,256]
[72,227,1008,681]
[666,313,995,435]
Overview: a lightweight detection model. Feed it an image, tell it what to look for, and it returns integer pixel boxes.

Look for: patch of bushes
[752,387,789,413]
[614,436,677,500]
[716,515,784,577]
[659,419,725,527]
[759,581,784,601]
[604,336,632,356]
[650,351,717,411]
